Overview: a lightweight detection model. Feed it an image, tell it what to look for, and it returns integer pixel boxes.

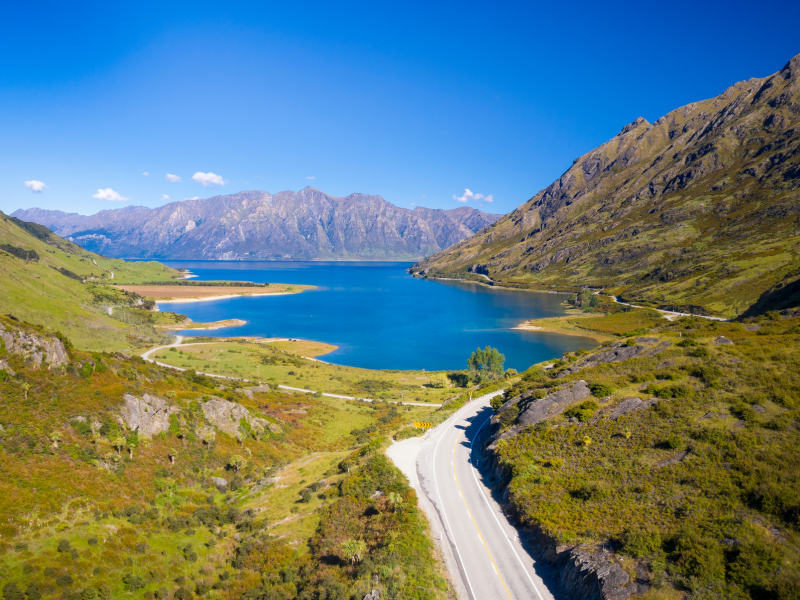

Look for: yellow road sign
[414,422,433,428]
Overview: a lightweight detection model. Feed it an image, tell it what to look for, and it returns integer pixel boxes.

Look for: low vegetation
[0,316,450,599]
[491,311,800,599]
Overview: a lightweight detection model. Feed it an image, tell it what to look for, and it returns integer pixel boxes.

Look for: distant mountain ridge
[411,53,800,318]
[14,187,502,261]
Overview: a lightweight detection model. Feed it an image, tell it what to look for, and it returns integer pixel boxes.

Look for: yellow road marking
[453,430,514,600]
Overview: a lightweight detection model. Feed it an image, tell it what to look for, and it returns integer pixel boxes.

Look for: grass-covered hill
[485,310,800,599]
[0,211,184,352]
[411,53,800,319]
[0,316,450,600]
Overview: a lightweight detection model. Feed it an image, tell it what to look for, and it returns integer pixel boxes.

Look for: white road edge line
[433,399,483,600]
[470,413,546,600]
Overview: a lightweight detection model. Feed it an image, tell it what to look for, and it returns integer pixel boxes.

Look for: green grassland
[0,316,449,599]
[491,312,800,599]
[151,339,465,404]
[0,212,184,352]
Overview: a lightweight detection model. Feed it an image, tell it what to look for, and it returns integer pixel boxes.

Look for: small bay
[159,261,597,371]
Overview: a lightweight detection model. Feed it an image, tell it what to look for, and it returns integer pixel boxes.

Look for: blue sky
[2,0,798,217]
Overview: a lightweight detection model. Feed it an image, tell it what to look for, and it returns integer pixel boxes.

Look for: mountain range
[13,188,501,261]
[412,53,800,318]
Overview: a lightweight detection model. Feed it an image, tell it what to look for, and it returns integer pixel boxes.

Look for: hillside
[0,211,183,351]
[13,187,502,261]
[0,317,450,599]
[482,310,800,599]
[411,53,800,319]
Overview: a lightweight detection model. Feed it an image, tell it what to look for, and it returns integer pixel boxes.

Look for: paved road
[393,393,556,600]
[603,293,727,322]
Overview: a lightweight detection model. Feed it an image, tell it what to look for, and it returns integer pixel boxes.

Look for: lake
[158,261,597,371]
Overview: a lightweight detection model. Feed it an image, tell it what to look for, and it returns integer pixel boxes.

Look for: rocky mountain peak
[619,116,650,135]
[14,188,502,261]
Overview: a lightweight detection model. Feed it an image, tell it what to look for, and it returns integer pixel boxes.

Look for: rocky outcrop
[558,544,648,599]
[557,339,671,378]
[606,396,660,420]
[242,384,270,399]
[490,380,591,445]
[0,323,69,369]
[209,477,228,489]
[201,397,276,438]
[117,393,179,438]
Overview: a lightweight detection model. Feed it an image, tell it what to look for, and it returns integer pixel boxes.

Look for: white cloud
[142,171,150,176]
[452,188,492,203]
[165,173,182,182]
[306,175,315,180]
[24,180,47,193]
[92,188,129,202]
[161,194,170,201]
[185,196,200,201]
[192,172,224,187]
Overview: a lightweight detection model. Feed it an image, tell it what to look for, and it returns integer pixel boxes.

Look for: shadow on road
[458,404,567,599]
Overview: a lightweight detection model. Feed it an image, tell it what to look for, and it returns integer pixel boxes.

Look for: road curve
[391,393,557,600]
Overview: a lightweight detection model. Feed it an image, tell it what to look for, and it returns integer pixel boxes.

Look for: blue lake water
[157,261,597,371]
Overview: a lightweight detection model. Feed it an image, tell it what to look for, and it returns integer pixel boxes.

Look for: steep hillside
[412,53,800,318]
[0,211,182,351]
[483,311,800,599]
[14,187,502,261]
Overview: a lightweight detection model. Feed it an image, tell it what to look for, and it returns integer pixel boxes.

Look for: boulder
[608,396,659,420]
[242,384,270,399]
[118,393,179,438]
[209,477,227,489]
[0,359,16,376]
[0,323,68,369]
[201,397,275,437]
[713,336,734,345]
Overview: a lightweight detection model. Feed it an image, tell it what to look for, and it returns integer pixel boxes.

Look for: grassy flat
[152,339,462,404]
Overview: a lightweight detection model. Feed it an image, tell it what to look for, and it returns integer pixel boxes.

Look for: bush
[564,400,599,422]
[490,395,506,410]
[588,383,614,398]
[572,481,611,501]
[122,574,146,592]
[57,539,72,553]
[2,582,24,600]
[666,433,683,449]
[644,383,691,399]
[619,527,662,558]
[670,529,725,583]
[498,404,519,428]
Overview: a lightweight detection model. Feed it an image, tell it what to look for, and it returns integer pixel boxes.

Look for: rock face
[490,380,591,444]
[0,322,68,369]
[13,187,501,261]
[117,393,179,438]
[558,544,648,599]
[557,339,671,378]
[607,396,659,420]
[200,397,274,438]
[411,52,800,318]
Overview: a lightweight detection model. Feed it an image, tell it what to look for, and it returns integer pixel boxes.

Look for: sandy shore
[155,292,294,305]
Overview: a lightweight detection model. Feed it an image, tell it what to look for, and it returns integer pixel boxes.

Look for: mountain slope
[0,210,181,350]
[411,53,800,318]
[14,187,502,261]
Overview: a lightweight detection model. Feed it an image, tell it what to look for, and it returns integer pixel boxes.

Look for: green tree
[467,346,506,380]
[342,539,367,564]
[228,454,246,473]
